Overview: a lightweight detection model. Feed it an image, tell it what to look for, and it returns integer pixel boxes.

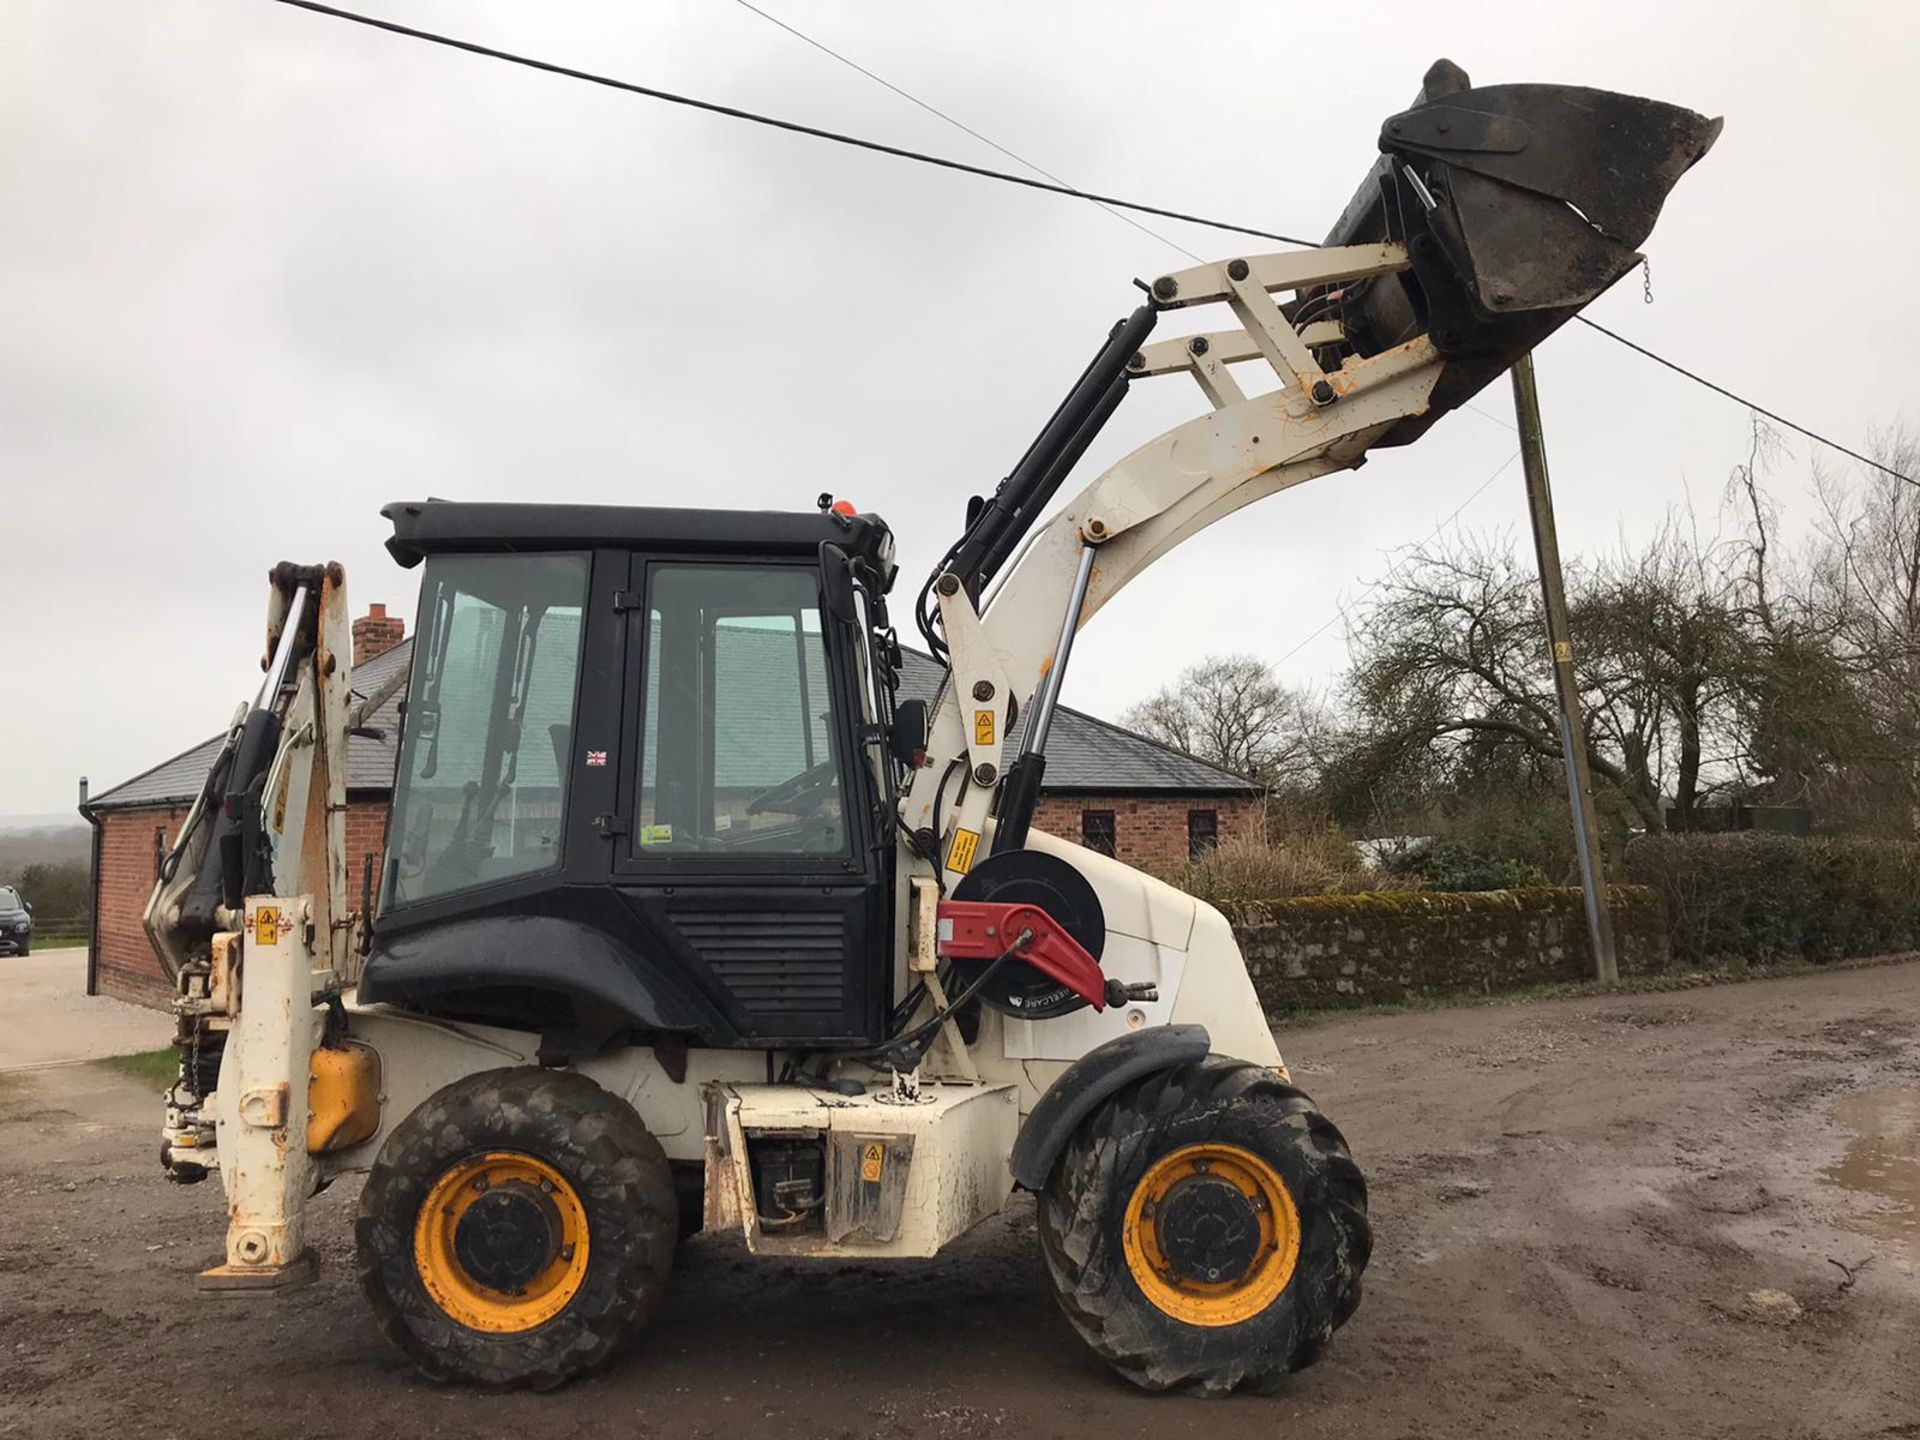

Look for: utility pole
[1511,351,1619,984]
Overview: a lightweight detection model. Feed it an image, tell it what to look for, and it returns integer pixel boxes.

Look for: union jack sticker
[585,750,608,767]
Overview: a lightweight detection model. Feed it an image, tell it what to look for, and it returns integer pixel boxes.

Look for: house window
[153,825,169,879]
[1188,809,1219,860]
[1082,809,1116,857]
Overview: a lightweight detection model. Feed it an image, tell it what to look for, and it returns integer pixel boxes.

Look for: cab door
[611,556,886,1045]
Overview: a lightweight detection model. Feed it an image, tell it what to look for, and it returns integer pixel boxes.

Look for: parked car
[0,886,32,956]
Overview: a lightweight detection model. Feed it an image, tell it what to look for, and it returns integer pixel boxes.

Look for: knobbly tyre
[143,62,1717,1394]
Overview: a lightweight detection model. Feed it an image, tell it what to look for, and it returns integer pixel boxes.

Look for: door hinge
[594,813,627,838]
[612,590,644,613]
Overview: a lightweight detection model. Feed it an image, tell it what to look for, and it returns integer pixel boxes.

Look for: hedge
[1624,833,1920,968]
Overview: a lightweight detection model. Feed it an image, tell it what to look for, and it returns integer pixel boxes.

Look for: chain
[1641,256,1654,305]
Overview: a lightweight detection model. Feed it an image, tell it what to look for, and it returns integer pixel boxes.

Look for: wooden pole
[1511,351,1619,984]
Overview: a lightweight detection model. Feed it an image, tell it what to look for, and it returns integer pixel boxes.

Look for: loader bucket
[1315,59,1720,446]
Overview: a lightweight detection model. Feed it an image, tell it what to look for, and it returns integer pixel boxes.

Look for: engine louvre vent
[670,909,847,1014]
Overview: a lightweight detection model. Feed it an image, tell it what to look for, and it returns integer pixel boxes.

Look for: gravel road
[2,963,1916,1439]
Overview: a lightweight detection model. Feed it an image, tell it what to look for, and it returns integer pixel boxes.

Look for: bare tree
[1122,655,1323,789]
[1806,425,1920,831]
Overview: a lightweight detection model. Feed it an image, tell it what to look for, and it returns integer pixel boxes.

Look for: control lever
[1103,979,1159,1007]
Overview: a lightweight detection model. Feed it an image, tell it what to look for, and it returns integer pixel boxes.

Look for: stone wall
[1230,885,1671,1012]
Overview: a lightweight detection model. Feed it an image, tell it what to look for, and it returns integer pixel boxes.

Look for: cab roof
[381,499,892,571]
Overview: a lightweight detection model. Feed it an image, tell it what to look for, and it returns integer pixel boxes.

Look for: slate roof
[85,636,1255,813]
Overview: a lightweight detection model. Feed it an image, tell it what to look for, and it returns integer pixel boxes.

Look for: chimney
[352,603,406,667]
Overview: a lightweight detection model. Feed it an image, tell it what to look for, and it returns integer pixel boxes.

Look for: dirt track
[3,964,1918,1439]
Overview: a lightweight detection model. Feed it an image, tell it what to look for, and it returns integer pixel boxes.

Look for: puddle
[1824,1086,1920,1270]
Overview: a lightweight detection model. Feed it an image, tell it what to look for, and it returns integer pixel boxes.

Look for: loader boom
[904,60,1717,876]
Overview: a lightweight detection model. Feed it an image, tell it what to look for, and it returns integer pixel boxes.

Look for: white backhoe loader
[143,61,1717,1394]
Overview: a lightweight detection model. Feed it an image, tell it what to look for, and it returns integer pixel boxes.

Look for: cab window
[637,564,845,857]
[385,552,589,907]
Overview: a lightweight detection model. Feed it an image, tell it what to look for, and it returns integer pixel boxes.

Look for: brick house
[81,610,1259,1007]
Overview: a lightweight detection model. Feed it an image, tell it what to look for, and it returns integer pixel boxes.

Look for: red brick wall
[1030,793,1263,871]
[94,804,190,1007]
[93,798,392,1010]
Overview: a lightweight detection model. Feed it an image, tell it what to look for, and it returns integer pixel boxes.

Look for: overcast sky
[3,0,1914,821]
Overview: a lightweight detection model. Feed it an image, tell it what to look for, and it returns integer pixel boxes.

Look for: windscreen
[384,552,589,909]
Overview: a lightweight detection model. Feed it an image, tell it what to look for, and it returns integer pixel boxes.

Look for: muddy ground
[3,964,1918,1439]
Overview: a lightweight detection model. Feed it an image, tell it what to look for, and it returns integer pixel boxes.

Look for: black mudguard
[359,912,742,1042]
[1009,1023,1212,1191]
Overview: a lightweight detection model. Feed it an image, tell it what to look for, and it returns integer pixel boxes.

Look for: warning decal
[253,906,280,947]
[973,709,996,747]
[947,827,979,874]
[860,1142,885,1184]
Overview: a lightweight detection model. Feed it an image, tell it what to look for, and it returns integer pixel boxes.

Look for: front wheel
[355,1068,677,1389]
[1037,1056,1370,1395]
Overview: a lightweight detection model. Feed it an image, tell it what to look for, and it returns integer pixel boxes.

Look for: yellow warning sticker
[253,906,280,947]
[973,708,996,747]
[947,827,979,874]
[860,1142,885,1184]
[639,823,674,847]
[1552,640,1574,663]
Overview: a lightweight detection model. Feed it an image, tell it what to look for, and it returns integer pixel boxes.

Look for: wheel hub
[413,1151,592,1333]
[452,1182,563,1294]
[1121,1142,1302,1327]
[1153,1171,1263,1287]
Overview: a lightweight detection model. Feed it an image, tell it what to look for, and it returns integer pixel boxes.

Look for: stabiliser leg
[196,895,322,1295]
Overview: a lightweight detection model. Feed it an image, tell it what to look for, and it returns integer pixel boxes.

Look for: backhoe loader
[143,61,1717,1394]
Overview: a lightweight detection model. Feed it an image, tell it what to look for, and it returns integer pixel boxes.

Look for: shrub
[1167,827,1399,905]
[1383,837,1549,893]
[1624,833,1920,967]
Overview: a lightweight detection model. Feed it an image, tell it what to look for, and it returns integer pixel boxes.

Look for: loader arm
[903,60,1717,876]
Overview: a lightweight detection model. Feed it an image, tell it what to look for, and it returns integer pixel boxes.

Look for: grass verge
[99,1048,177,1090]
[23,935,87,951]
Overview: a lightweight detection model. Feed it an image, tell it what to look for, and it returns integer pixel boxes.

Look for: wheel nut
[472,1175,490,1192]
[539,1178,555,1194]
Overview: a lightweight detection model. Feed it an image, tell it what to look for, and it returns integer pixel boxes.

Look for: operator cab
[359,499,906,1053]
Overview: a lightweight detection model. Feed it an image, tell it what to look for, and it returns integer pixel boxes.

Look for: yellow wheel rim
[413,1152,590,1334]
[1121,1142,1300,1327]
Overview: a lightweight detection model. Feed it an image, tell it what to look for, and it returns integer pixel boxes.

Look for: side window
[636,564,846,857]
[1188,809,1219,861]
[1082,809,1117,857]
[385,553,589,908]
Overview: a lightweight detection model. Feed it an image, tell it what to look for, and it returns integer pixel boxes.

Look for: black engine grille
[670,909,847,1017]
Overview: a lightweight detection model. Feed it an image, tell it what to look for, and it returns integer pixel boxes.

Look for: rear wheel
[1037,1057,1370,1395]
[355,1068,676,1388]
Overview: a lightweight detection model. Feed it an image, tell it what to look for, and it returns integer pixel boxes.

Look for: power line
[264,0,1314,248]
[1269,448,1523,670]
[725,0,1202,262]
[269,1,1913,492]
[1574,316,1916,488]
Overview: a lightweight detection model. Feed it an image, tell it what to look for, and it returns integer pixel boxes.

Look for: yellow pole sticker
[947,828,980,874]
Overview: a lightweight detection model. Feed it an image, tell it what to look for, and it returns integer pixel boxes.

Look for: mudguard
[1009,1024,1212,1191]
[358,912,744,1043]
